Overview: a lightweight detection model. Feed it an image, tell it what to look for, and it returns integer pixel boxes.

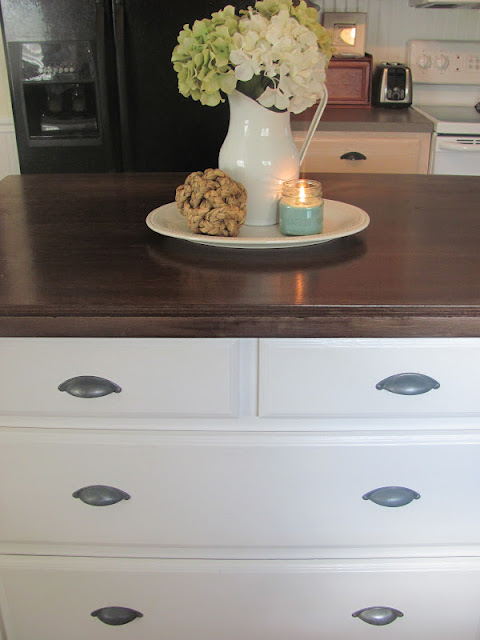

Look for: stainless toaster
[372,63,412,108]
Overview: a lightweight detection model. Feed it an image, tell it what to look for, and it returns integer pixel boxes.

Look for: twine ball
[175,169,247,237]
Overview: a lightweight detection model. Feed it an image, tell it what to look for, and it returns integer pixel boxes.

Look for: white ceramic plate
[146,200,370,249]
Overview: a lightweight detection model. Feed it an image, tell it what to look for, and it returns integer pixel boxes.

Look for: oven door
[431,134,480,176]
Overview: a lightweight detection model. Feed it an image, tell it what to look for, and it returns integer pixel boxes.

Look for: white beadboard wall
[315,0,480,64]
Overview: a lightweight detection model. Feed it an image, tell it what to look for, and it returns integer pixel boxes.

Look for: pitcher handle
[298,87,329,167]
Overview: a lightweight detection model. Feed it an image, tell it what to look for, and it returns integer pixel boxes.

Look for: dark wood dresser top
[0,172,478,337]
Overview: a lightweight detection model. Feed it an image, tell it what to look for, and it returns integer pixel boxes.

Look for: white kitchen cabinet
[0,117,20,182]
[294,131,431,174]
[1,337,480,638]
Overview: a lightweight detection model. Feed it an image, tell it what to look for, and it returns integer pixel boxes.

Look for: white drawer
[0,338,249,420]
[1,556,480,640]
[2,430,480,556]
[259,338,480,418]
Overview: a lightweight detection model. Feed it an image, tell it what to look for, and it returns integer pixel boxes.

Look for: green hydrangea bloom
[252,0,292,19]
[171,1,333,108]
[172,5,240,107]
[290,2,334,60]
[254,0,334,61]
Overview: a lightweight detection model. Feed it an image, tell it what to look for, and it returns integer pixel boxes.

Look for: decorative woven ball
[175,168,247,237]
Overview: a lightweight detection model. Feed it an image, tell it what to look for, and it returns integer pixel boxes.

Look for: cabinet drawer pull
[73,485,131,506]
[362,486,420,507]
[340,151,367,161]
[376,372,440,395]
[352,606,404,626]
[91,606,143,625]
[58,375,121,398]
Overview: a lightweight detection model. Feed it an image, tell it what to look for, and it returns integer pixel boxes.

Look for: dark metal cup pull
[376,372,440,395]
[91,606,143,626]
[73,485,130,506]
[353,606,404,626]
[363,486,420,507]
[58,375,121,398]
[340,151,367,161]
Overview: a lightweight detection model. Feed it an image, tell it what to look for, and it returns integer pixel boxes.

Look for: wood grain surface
[0,172,479,337]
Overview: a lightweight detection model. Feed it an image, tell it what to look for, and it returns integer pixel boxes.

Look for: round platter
[146,200,370,250]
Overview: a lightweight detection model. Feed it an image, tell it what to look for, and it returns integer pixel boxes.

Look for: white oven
[408,40,480,176]
[432,133,480,175]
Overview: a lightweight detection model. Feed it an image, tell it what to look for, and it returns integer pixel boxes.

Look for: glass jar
[279,179,324,236]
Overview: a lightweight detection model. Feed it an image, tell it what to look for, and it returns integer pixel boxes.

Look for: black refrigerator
[0,0,250,173]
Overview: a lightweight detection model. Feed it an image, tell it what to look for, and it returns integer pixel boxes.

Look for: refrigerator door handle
[112,0,133,171]
[95,0,107,118]
[95,0,107,116]
[95,0,118,170]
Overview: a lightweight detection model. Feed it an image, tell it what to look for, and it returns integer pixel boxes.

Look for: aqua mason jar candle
[279,179,324,236]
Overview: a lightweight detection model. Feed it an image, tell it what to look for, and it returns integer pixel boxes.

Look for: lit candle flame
[299,184,306,204]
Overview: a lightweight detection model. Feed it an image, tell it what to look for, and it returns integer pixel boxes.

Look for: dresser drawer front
[2,431,480,553]
[1,556,480,640]
[259,338,480,418]
[0,338,245,419]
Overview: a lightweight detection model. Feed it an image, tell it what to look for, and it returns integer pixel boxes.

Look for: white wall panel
[0,26,13,119]
[0,117,19,180]
[316,0,480,64]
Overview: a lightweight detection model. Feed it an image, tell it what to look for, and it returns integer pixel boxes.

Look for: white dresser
[1,336,480,640]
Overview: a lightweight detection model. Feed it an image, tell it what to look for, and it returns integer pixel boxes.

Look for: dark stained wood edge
[1,310,479,338]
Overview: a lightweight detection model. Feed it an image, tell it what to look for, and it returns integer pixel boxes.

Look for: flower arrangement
[171,0,333,114]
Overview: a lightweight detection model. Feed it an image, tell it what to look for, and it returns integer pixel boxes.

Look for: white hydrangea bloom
[230,8,327,113]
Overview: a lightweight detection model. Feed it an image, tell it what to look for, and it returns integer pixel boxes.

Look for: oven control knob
[416,54,432,69]
[434,55,449,70]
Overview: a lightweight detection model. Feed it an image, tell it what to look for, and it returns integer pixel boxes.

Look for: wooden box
[325,54,372,106]
[292,54,372,121]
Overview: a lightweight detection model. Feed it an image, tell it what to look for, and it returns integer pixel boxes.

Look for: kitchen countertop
[0,172,478,338]
[292,106,434,133]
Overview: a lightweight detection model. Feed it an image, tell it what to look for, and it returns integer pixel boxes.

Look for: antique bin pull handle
[340,151,367,161]
[376,372,440,395]
[58,375,121,398]
[362,486,421,507]
[353,606,404,626]
[91,606,143,625]
[73,485,131,507]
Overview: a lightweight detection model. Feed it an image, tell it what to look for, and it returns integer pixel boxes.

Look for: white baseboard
[0,116,20,180]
